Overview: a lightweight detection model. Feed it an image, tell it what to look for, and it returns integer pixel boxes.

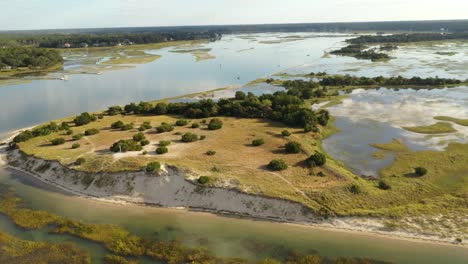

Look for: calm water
[323,87,468,176]
[1,33,468,263]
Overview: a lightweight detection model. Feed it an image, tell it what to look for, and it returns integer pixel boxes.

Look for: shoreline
[0,129,466,249]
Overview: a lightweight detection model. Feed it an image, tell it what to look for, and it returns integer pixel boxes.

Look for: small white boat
[96,72,103,75]
[58,75,69,81]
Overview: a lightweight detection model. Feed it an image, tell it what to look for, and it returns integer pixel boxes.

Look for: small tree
[50,137,66,146]
[191,123,200,129]
[156,123,174,133]
[140,139,150,146]
[176,119,189,126]
[146,162,161,172]
[268,159,288,171]
[156,146,168,155]
[181,133,199,142]
[281,130,291,137]
[121,123,134,131]
[415,167,428,177]
[252,138,265,146]
[235,91,246,100]
[73,112,96,126]
[66,129,73,135]
[111,120,125,129]
[133,132,146,142]
[208,118,223,130]
[285,141,301,154]
[306,151,327,167]
[139,121,152,131]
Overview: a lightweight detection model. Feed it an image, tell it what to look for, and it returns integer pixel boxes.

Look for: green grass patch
[434,116,468,127]
[403,122,457,134]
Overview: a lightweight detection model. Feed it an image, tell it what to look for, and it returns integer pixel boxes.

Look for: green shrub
[138,121,152,131]
[73,112,97,126]
[13,130,34,143]
[111,120,125,129]
[306,151,327,167]
[156,123,174,133]
[121,123,134,131]
[142,151,148,155]
[140,139,150,146]
[66,129,73,135]
[252,138,265,146]
[281,130,291,137]
[159,140,171,147]
[235,91,246,100]
[107,106,123,116]
[132,132,146,142]
[146,162,161,172]
[206,150,216,156]
[50,138,66,146]
[75,157,86,165]
[191,123,200,129]
[72,134,83,141]
[84,128,100,136]
[378,180,391,190]
[60,122,70,131]
[415,167,428,177]
[285,141,301,154]
[181,133,198,142]
[72,143,81,149]
[208,118,223,130]
[176,119,189,126]
[110,140,143,152]
[198,176,210,184]
[268,160,288,171]
[156,146,168,155]
[199,135,207,140]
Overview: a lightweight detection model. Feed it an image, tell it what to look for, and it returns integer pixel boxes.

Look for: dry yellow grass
[18,115,349,208]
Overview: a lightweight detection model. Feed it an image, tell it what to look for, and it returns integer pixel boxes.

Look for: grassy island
[403,122,457,134]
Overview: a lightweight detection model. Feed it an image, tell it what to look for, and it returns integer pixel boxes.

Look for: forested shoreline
[0,47,63,69]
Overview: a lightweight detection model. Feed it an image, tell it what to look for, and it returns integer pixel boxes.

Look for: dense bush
[199,135,207,140]
[349,184,362,194]
[139,121,152,131]
[415,167,428,177]
[175,119,188,126]
[285,141,301,154]
[140,139,150,146]
[208,118,223,130]
[191,123,200,129]
[198,176,210,184]
[84,128,100,136]
[252,138,265,146]
[66,129,73,135]
[235,91,246,100]
[156,123,174,133]
[72,143,80,149]
[268,160,288,171]
[13,122,62,143]
[159,140,171,147]
[146,162,161,172]
[111,120,125,129]
[306,151,327,167]
[181,133,198,142]
[74,112,97,126]
[110,140,143,152]
[281,130,291,137]
[132,132,146,142]
[50,137,66,146]
[156,146,168,155]
[121,123,134,131]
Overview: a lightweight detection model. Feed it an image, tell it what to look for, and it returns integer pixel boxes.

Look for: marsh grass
[403,122,457,134]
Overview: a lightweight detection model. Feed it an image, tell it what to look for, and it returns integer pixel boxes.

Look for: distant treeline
[3,20,468,35]
[1,32,221,48]
[282,75,463,88]
[0,47,63,68]
[348,33,468,44]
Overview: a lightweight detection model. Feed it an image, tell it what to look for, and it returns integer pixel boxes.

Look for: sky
[1,0,467,30]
